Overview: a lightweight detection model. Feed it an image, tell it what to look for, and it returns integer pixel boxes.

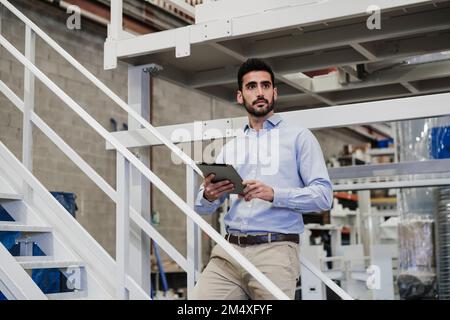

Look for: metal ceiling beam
[366,31,450,59]
[369,123,393,138]
[401,82,420,94]
[272,47,367,75]
[284,59,450,94]
[206,42,337,106]
[197,86,236,103]
[321,85,412,105]
[190,47,367,88]
[278,75,335,106]
[109,0,436,66]
[275,93,320,109]
[238,6,450,59]
[350,43,378,61]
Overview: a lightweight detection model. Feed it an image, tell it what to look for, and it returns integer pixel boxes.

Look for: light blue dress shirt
[194,113,333,235]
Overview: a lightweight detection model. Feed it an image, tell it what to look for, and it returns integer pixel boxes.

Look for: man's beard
[243,97,275,117]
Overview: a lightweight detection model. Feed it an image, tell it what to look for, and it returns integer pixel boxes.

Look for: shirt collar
[244,113,282,132]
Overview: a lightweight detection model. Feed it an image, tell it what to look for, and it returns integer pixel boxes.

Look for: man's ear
[273,87,278,101]
[237,90,243,104]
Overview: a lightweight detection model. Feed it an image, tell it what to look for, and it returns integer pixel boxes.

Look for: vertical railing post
[22,25,35,198]
[105,0,123,69]
[186,164,202,299]
[0,3,3,35]
[127,65,151,295]
[110,0,123,40]
[116,151,130,299]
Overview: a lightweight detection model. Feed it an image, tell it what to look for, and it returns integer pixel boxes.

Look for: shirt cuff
[272,188,291,208]
[197,194,221,208]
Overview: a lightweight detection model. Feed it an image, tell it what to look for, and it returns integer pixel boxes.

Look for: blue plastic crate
[430,126,450,159]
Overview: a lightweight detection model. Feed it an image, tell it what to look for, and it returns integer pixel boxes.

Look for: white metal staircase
[0,141,148,299]
[0,0,353,300]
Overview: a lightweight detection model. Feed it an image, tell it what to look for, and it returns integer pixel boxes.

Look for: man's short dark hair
[237,58,275,91]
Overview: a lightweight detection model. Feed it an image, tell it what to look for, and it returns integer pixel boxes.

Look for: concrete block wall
[0,0,128,256]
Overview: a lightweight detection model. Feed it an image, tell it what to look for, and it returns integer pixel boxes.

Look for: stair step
[0,192,22,200]
[0,222,52,233]
[46,291,87,300]
[0,174,21,200]
[15,256,84,269]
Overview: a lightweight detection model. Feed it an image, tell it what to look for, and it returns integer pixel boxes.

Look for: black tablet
[197,163,245,195]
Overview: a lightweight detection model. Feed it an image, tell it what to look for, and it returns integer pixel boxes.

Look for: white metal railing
[0,244,47,300]
[0,0,353,300]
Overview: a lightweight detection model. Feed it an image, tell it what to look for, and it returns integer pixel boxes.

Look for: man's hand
[240,180,274,202]
[203,174,235,202]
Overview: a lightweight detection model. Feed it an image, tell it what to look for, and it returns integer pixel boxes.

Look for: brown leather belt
[226,233,299,246]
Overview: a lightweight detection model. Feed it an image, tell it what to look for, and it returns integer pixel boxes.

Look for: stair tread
[0,192,22,200]
[15,256,84,269]
[0,221,52,232]
[46,291,88,300]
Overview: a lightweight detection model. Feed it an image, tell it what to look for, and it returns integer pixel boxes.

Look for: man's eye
[247,85,256,89]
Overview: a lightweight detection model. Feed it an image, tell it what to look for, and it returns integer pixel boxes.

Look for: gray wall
[0,0,367,267]
[0,0,128,256]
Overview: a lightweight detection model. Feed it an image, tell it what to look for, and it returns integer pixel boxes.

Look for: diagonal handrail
[0,244,47,300]
[0,34,290,300]
[0,0,202,177]
[0,79,188,272]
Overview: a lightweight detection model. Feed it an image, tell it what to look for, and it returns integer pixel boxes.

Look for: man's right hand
[203,173,235,202]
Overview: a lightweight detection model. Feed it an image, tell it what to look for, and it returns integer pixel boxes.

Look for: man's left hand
[240,180,274,202]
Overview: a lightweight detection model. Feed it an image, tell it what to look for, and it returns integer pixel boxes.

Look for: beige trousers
[192,240,300,300]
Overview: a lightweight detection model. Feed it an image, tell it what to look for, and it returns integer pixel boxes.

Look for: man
[193,58,333,299]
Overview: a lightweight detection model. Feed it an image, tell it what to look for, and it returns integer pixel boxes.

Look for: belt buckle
[237,234,247,246]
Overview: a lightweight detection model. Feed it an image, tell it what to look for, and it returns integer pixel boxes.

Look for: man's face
[237,71,277,117]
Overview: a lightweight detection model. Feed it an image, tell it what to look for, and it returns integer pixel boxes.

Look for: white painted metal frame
[186,165,202,299]
[116,153,131,299]
[0,244,47,300]
[22,25,34,178]
[0,0,323,300]
[105,0,434,68]
[108,92,450,148]
[127,65,152,295]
